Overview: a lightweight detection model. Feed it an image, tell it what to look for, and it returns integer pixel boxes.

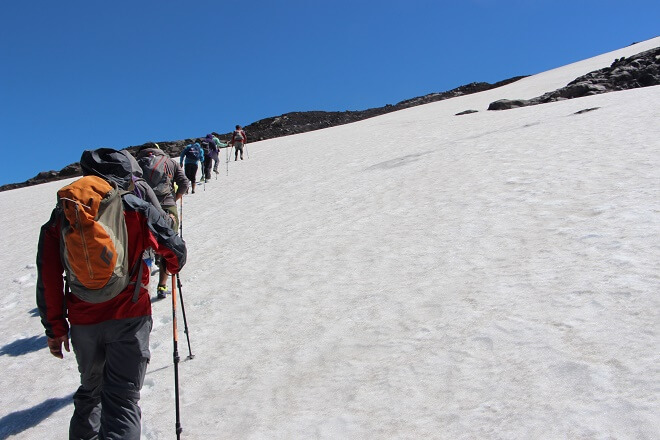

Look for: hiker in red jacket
[36,148,187,440]
[230,125,247,160]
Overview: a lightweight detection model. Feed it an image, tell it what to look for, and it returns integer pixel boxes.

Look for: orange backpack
[57,175,134,303]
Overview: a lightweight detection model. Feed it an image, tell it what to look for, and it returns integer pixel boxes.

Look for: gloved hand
[47,335,70,359]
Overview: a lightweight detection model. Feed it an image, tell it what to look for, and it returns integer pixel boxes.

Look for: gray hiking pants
[234,142,244,159]
[69,316,152,440]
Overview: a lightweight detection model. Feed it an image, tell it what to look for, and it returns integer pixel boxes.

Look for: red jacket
[36,194,187,339]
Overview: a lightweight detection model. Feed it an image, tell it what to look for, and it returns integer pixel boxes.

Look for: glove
[47,335,70,359]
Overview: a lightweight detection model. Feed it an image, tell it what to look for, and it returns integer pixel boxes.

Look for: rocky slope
[2,43,658,191]
[0,77,525,192]
[487,46,660,110]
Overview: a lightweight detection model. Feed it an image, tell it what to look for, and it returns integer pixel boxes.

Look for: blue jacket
[180,143,204,165]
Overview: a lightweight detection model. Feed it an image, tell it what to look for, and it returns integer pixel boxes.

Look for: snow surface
[0,37,658,440]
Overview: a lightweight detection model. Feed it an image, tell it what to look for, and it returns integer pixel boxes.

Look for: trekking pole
[176,273,194,360]
[176,196,194,360]
[171,274,183,439]
[226,146,231,176]
[246,144,249,159]
[179,196,183,237]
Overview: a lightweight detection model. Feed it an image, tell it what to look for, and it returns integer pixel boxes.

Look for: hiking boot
[156,285,169,299]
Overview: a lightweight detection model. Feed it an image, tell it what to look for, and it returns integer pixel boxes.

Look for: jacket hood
[80,148,134,191]
[122,151,143,178]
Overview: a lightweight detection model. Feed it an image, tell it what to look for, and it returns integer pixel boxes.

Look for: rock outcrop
[488,46,660,111]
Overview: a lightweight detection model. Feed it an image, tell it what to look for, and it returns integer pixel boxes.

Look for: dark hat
[80,148,134,191]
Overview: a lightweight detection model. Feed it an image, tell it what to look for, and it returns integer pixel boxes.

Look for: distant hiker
[211,135,227,173]
[200,134,216,181]
[230,125,247,160]
[136,143,189,298]
[36,147,187,440]
[180,142,204,193]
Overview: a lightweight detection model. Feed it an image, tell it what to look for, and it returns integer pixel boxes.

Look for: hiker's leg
[70,324,105,439]
[186,163,198,192]
[99,317,152,440]
[158,260,168,286]
[184,163,196,187]
[164,205,179,232]
[205,157,212,179]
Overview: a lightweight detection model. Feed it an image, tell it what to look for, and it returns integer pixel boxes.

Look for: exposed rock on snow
[488,46,660,110]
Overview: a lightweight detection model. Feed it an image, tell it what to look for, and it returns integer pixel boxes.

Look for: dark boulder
[488,99,530,110]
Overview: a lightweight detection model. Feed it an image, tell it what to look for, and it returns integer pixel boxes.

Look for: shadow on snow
[0,335,47,357]
[0,395,72,440]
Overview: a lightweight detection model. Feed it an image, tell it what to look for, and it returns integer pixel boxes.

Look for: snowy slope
[0,37,658,440]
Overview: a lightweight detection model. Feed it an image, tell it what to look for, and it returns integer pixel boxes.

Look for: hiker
[180,142,204,193]
[136,143,189,298]
[124,150,169,220]
[200,134,215,181]
[230,125,247,160]
[211,134,227,173]
[123,150,173,272]
[36,147,187,440]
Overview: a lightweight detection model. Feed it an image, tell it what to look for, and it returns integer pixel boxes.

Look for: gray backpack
[138,154,172,197]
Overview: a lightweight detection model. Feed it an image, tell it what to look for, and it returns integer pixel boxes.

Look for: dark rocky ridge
[0,77,525,192]
[3,42,658,192]
[488,46,660,110]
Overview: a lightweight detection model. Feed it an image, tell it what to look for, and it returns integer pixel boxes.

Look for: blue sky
[1,0,658,186]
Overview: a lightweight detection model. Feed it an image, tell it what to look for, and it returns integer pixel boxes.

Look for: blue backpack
[185,145,200,161]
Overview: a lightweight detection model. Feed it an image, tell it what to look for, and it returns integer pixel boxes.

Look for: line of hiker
[180,126,247,191]
[37,146,187,439]
[35,121,251,439]
[35,120,251,439]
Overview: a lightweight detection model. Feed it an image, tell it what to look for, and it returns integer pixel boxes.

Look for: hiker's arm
[47,335,70,359]
[142,203,187,274]
[36,209,69,342]
[142,182,163,211]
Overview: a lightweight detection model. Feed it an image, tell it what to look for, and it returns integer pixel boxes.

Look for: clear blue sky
[1,0,658,186]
